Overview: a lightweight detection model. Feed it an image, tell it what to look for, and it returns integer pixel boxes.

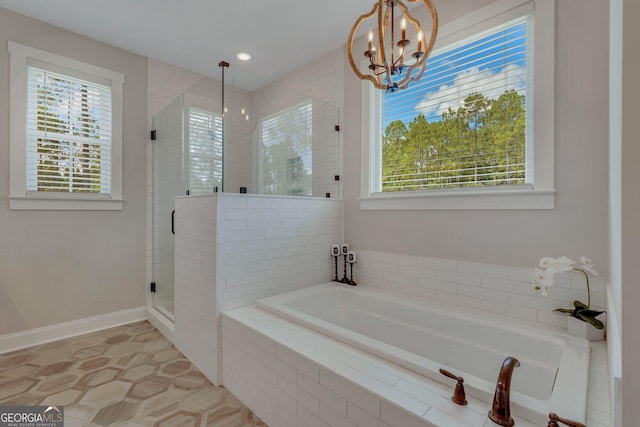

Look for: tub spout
[488,356,520,426]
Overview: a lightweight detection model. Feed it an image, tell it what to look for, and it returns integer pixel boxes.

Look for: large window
[362,0,555,210]
[260,102,313,196]
[381,17,529,192]
[9,42,124,210]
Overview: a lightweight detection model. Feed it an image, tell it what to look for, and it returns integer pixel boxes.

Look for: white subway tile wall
[173,195,219,383]
[217,194,344,312]
[173,193,344,384]
[356,250,607,331]
[148,58,202,119]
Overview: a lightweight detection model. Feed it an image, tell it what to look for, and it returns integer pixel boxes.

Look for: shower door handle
[171,210,175,235]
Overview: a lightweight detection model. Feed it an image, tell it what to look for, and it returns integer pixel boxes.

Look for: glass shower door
[152,96,184,320]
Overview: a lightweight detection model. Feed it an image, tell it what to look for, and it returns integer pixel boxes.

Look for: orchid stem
[574,268,590,309]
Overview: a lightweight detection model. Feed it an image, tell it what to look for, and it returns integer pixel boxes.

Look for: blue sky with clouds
[382,19,528,130]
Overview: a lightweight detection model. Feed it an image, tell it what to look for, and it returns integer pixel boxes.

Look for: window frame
[9,41,125,210]
[359,0,555,210]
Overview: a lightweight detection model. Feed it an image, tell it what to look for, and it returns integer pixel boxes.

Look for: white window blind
[26,66,112,195]
[188,108,223,194]
[380,15,532,192]
[260,102,313,196]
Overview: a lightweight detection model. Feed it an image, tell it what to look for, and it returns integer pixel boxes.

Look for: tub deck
[222,305,542,427]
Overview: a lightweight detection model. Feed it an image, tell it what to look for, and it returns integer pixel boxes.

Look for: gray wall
[343,0,610,274]
[0,8,147,335]
[615,0,640,424]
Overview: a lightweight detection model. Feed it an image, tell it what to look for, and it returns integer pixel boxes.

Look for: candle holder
[340,244,350,284]
[341,254,349,284]
[347,251,357,286]
[331,244,340,282]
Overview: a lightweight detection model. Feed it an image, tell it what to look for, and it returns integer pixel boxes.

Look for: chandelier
[347,0,438,93]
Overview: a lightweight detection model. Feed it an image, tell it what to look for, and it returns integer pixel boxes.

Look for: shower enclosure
[151,66,341,319]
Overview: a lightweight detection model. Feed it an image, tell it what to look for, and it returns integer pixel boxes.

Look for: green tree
[381,89,526,192]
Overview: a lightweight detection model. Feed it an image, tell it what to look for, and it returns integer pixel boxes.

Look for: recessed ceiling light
[236,52,251,61]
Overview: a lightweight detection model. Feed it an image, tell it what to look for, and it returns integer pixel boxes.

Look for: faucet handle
[439,368,468,405]
[548,413,585,427]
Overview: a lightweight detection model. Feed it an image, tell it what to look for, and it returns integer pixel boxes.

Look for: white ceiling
[0,0,374,90]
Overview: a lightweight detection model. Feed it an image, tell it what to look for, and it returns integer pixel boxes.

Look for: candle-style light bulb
[417,31,424,53]
[401,18,407,40]
[368,29,374,52]
[331,244,340,256]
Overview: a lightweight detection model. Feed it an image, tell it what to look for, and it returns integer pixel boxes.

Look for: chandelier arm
[347,1,386,90]
[420,0,439,59]
[396,61,426,90]
[378,2,393,87]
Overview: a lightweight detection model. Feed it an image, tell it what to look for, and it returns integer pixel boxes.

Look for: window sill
[9,196,124,211]
[359,188,555,210]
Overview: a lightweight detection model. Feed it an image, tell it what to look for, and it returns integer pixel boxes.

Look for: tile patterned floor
[0,321,268,427]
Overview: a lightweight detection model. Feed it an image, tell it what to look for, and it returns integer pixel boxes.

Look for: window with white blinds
[260,102,313,196]
[379,15,532,192]
[26,66,113,195]
[188,108,223,194]
[9,42,124,210]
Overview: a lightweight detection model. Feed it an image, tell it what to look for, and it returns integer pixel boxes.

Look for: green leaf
[576,312,605,329]
[554,308,575,314]
[577,309,605,318]
[573,300,589,310]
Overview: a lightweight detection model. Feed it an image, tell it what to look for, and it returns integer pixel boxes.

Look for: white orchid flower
[546,256,575,275]
[580,256,599,276]
[531,267,553,293]
[540,286,549,297]
[539,257,556,269]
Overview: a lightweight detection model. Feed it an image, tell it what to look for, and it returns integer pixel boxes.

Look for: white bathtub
[257,283,590,425]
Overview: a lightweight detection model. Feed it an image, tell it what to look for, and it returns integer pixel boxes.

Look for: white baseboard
[0,306,147,354]
[146,306,175,344]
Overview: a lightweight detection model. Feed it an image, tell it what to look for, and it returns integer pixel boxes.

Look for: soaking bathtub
[256,282,590,425]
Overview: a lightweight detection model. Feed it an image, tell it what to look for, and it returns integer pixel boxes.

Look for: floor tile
[0,321,268,427]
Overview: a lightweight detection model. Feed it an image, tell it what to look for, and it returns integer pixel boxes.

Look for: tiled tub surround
[355,250,607,331]
[173,193,344,385]
[256,284,589,425]
[222,305,611,427]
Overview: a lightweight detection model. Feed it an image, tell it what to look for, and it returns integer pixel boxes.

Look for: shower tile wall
[173,194,344,384]
[216,194,344,312]
[174,195,219,383]
[250,47,345,199]
[355,250,607,330]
